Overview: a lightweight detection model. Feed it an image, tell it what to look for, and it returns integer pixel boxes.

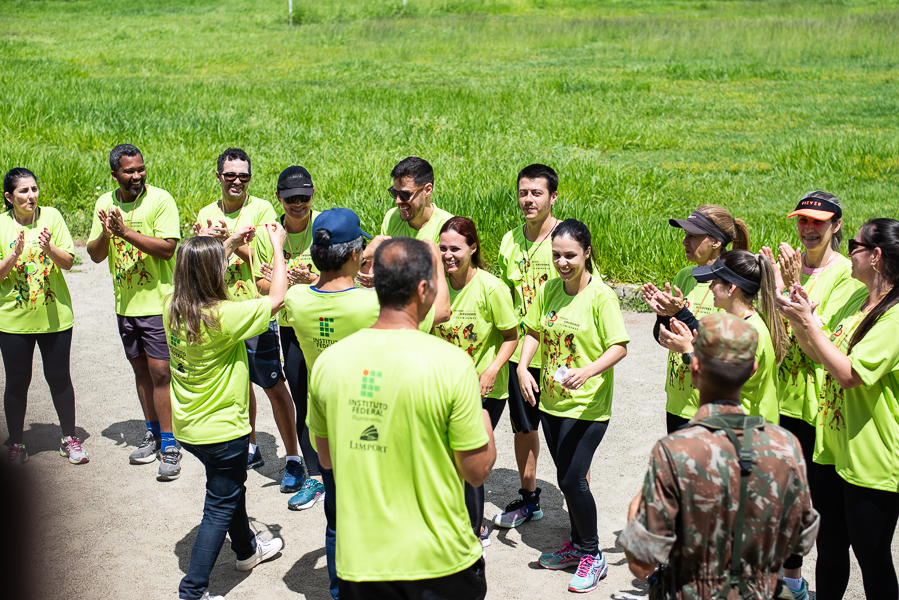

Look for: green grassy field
[1,0,897,283]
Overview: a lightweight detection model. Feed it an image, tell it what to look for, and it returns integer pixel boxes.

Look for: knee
[557,470,585,498]
[148,363,172,387]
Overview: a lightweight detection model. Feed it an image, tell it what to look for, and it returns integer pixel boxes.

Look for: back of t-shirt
[308,328,488,582]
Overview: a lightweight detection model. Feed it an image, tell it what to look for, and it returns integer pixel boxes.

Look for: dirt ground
[1,248,885,599]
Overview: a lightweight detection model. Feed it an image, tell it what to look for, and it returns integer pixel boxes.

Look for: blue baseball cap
[312,208,371,245]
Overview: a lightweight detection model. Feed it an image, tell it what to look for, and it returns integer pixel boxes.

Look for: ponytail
[732,218,751,251]
[696,205,751,251]
[756,254,788,364]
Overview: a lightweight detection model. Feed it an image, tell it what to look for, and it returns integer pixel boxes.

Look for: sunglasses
[848,239,874,255]
[221,172,251,182]
[387,184,426,203]
[282,195,311,205]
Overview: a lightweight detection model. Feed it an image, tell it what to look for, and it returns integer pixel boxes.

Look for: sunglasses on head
[221,172,251,182]
[848,239,874,254]
[282,195,311,205]
[387,184,426,203]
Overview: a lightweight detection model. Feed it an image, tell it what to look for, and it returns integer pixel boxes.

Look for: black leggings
[0,329,76,444]
[540,412,609,554]
[279,326,319,477]
[464,398,504,534]
[814,464,899,600]
[779,416,818,570]
[666,412,690,434]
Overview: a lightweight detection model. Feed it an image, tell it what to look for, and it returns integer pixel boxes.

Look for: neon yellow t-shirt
[87,185,181,317]
[740,313,780,424]
[817,294,899,491]
[275,210,322,327]
[778,255,863,423]
[496,226,559,368]
[524,276,630,421]
[665,266,721,419]
[285,285,379,373]
[165,297,270,445]
[380,205,453,243]
[308,328,487,581]
[196,196,277,301]
[433,269,519,400]
[0,208,75,333]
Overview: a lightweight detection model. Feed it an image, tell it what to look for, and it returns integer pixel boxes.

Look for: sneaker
[236,533,283,571]
[479,525,491,549]
[59,436,89,464]
[279,459,305,494]
[287,478,325,510]
[539,541,584,570]
[787,579,809,600]
[157,446,182,481]
[247,447,265,470]
[129,430,160,464]
[7,443,28,466]
[568,552,608,593]
[493,488,543,528]
[182,592,224,600]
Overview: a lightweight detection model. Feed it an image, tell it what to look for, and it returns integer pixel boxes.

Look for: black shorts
[340,557,486,600]
[506,362,542,434]
[245,320,284,389]
[116,314,170,361]
[483,397,505,430]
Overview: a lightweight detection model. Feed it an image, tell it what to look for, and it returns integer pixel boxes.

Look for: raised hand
[658,318,695,354]
[760,246,785,294]
[107,208,128,238]
[37,227,52,252]
[778,242,802,290]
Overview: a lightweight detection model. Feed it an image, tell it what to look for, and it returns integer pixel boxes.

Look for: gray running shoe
[157,447,182,481]
[129,431,160,464]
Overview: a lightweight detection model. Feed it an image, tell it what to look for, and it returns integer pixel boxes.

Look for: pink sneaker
[60,436,90,464]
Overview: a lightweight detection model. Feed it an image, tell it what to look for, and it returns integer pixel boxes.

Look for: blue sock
[160,431,176,452]
[148,420,161,439]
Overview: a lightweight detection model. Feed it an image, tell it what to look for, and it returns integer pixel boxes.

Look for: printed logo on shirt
[9,244,56,311]
[350,423,387,453]
[112,235,157,292]
[319,317,335,338]
[435,316,483,359]
[360,425,379,441]
[361,369,381,398]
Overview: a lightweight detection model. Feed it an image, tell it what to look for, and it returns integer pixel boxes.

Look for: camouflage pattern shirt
[619,402,820,600]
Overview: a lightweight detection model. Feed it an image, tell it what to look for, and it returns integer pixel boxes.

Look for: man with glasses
[194,148,304,494]
[87,144,182,480]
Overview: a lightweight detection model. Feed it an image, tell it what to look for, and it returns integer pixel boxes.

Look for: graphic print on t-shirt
[820,320,856,433]
[350,369,388,453]
[224,257,254,299]
[779,322,813,390]
[111,229,156,292]
[539,310,581,398]
[9,243,56,310]
[434,309,484,359]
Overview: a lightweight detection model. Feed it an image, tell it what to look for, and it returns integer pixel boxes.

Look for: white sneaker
[235,533,283,571]
[180,590,223,599]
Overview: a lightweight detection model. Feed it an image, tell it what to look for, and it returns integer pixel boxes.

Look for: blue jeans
[321,467,339,599]
[179,435,256,600]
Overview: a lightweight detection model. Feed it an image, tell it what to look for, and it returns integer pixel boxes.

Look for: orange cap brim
[787,208,835,221]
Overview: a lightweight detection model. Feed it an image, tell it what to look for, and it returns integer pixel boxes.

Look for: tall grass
[1,0,897,282]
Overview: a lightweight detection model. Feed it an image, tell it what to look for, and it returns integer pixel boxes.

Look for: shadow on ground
[101,419,146,449]
[5,422,90,455]
[485,467,566,557]
[283,544,332,599]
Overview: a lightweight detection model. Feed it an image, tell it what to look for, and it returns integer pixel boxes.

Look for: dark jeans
[540,412,609,554]
[321,467,339,600]
[339,557,486,600]
[179,435,257,600]
[814,464,899,600]
[280,326,320,476]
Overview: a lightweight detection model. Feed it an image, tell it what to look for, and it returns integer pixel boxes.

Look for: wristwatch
[681,352,693,366]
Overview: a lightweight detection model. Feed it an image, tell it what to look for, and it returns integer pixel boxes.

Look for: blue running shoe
[787,579,809,600]
[288,478,325,511]
[280,459,306,493]
[539,542,584,570]
[247,447,265,470]
[568,552,608,593]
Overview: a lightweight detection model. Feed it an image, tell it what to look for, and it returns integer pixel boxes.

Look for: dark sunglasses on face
[282,195,311,205]
[848,239,874,254]
[221,172,251,182]
[387,184,426,203]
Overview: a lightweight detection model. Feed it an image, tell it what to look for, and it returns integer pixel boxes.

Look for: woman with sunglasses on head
[165,223,287,600]
[658,250,788,424]
[433,216,519,549]
[759,192,862,599]
[518,219,629,594]
[0,168,87,466]
[641,205,750,433]
[778,218,899,600]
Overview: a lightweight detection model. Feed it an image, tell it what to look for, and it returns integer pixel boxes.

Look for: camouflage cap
[695,313,758,364]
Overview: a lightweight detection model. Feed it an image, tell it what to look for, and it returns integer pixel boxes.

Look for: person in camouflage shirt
[620,313,820,599]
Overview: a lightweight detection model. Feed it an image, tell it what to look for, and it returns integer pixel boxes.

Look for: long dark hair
[848,218,899,353]
[552,219,594,274]
[719,250,788,364]
[439,216,485,269]
[3,168,37,211]
[168,237,230,344]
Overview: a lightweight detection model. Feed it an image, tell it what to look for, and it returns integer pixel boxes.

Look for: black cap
[692,258,760,295]
[277,166,314,198]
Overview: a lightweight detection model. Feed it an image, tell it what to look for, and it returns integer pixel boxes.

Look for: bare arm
[561,343,628,390]
[0,231,24,280]
[452,410,497,487]
[478,328,519,398]
[516,329,541,406]
[107,207,177,260]
[264,224,288,317]
[86,209,112,263]
[315,436,332,470]
[426,241,451,326]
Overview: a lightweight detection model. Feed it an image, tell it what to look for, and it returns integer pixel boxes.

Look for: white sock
[285,455,301,464]
[784,576,802,591]
[249,443,258,454]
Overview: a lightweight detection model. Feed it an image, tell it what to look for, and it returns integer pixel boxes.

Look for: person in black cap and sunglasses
[641,205,750,433]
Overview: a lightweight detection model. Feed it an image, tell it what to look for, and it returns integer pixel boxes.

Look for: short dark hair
[552,218,594,274]
[3,168,37,211]
[109,144,143,172]
[373,238,434,310]
[696,355,755,393]
[217,147,251,174]
[310,229,365,272]
[517,163,559,195]
[390,156,434,187]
